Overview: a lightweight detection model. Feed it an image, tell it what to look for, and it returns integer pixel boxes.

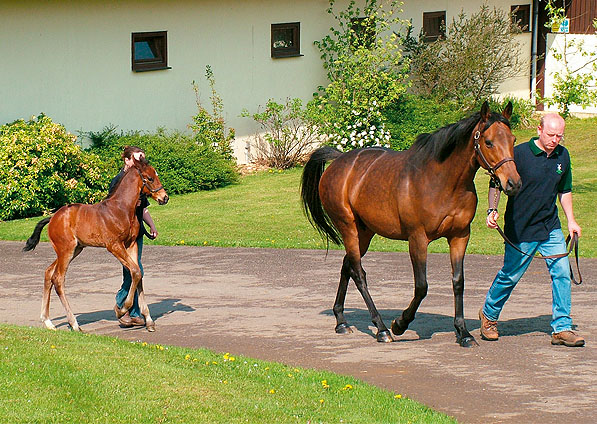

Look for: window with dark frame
[131,31,169,72]
[271,22,301,58]
[511,5,531,32]
[422,11,446,42]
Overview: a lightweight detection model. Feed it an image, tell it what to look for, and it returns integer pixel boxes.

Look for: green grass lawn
[2,117,595,256]
[0,324,455,424]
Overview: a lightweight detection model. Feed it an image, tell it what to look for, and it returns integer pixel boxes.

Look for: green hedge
[0,115,110,221]
[87,128,239,194]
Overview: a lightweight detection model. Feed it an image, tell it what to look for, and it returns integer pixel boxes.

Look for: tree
[404,5,524,105]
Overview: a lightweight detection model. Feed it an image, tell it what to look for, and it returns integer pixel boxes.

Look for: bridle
[136,167,164,194]
[473,121,515,187]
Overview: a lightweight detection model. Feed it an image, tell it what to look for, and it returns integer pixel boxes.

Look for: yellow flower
[287,373,293,378]
[142,342,148,347]
[269,389,275,394]
[321,380,330,389]
[342,384,353,391]
[394,394,402,399]
[50,345,56,349]
[319,399,324,404]
[185,354,191,360]
[229,356,235,361]
[203,241,208,245]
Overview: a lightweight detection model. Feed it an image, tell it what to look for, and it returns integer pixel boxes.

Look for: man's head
[537,113,566,155]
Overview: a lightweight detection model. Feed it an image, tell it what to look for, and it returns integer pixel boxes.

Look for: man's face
[537,117,565,154]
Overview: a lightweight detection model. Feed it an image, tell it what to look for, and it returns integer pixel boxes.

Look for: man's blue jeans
[115,236,143,318]
[482,228,573,334]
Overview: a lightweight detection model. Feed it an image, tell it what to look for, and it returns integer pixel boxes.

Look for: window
[511,5,531,32]
[131,31,169,72]
[350,17,376,49]
[422,11,446,42]
[271,22,301,58]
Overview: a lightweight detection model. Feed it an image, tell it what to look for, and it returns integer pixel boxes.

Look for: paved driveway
[1,240,595,423]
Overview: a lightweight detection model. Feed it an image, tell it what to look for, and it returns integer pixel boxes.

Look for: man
[480,113,584,347]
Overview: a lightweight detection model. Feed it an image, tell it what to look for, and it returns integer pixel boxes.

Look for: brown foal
[24,157,168,332]
[301,102,521,347]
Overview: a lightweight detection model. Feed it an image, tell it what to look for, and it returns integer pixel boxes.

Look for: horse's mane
[408,111,510,165]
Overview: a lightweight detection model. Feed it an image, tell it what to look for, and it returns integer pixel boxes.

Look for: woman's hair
[122,146,145,161]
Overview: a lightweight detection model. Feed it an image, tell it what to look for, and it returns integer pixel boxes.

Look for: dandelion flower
[185,354,191,360]
[269,389,275,394]
[394,394,402,399]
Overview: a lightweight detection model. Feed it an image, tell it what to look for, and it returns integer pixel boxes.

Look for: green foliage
[403,5,523,104]
[479,96,537,129]
[190,65,235,159]
[0,115,110,221]
[542,1,597,118]
[382,95,466,150]
[242,98,320,169]
[87,128,239,194]
[310,0,410,151]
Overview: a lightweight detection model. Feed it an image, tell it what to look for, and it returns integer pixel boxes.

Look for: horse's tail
[300,146,343,246]
[23,217,51,252]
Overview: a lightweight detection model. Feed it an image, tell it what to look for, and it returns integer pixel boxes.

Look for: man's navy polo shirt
[491,137,572,243]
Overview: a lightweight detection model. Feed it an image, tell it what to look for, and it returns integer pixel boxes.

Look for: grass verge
[0,324,455,424]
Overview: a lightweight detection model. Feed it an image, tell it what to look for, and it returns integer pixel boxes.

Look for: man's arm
[558,192,582,237]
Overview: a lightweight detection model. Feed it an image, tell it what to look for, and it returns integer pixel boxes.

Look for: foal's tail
[300,146,343,246]
[23,217,51,252]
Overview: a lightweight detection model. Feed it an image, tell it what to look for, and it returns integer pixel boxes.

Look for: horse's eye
[484,139,493,148]
[148,177,154,183]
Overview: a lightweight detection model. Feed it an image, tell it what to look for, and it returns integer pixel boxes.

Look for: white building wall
[544,33,597,115]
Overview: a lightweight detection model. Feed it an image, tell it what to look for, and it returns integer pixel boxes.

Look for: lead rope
[491,187,582,285]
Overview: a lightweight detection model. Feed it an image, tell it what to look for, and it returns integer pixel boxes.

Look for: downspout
[530,0,539,102]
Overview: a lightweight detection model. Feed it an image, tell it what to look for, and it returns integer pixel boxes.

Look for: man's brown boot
[479,308,499,341]
[551,330,585,347]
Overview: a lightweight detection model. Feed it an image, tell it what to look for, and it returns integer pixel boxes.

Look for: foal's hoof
[391,319,407,336]
[146,322,156,332]
[377,330,394,343]
[335,323,353,334]
[458,335,478,348]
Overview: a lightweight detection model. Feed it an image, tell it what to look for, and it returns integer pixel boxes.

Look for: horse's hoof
[459,336,478,348]
[391,319,407,336]
[335,323,353,334]
[146,322,156,332]
[377,330,394,343]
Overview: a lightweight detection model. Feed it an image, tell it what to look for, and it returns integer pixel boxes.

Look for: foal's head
[474,101,522,196]
[133,158,169,205]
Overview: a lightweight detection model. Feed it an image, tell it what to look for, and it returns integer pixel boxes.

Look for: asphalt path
[1,240,596,423]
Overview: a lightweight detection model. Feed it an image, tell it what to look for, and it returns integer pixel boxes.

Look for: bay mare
[301,102,521,347]
[24,157,168,332]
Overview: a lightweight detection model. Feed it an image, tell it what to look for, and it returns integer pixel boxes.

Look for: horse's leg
[339,223,392,343]
[135,275,155,332]
[108,243,142,318]
[52,244,84,331]
[392,234,428,336]
[333,228,374,334]
[41,260,57,330]
[448,234,478,348]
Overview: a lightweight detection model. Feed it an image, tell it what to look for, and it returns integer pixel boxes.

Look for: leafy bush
[242,98,320,169]
[310,0,410,151]
[190,65,235,160]
[382,95,466,150]
[0,115,110,221]
[480,96,536,129]
[87,128,239,194]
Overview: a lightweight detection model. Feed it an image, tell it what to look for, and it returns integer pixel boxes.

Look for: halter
[136,167,164,194]
[473,122,515,187]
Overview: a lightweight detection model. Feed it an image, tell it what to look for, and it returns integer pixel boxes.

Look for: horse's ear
[480,101,490,122]
[502,101,513,120]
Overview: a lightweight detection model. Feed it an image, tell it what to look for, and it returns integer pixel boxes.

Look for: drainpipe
[530,0,539,102]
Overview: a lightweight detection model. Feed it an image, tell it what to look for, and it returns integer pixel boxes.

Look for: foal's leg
[338,223,392,342]
[392,233,428,336]
[134,274,155,332]
[448,234,477,347]
[51,244,84,331]
[109,243,143,318]
[41,260,57,330]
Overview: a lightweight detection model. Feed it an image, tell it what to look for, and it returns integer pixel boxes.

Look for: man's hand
[486,211,499,229]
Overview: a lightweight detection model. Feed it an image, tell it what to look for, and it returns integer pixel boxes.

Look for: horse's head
[474,101,522,196]
[134,159,169,205]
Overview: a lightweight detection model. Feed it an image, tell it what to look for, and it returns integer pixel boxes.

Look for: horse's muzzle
[158,195,169,205]
[503,178,522,196]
